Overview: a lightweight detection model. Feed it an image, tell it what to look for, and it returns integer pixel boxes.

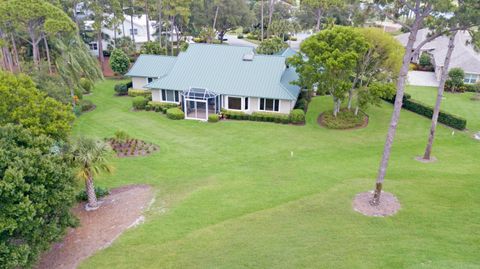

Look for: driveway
[408,71,439,87]
[224,34,258,48]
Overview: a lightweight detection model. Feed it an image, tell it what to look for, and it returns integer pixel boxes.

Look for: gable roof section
[145,44,300,100]
[125,55,177,78]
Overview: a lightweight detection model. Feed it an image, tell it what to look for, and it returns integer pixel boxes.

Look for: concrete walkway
[408,71,439,87]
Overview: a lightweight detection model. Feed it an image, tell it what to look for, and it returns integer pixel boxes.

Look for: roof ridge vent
[243,52,254,61]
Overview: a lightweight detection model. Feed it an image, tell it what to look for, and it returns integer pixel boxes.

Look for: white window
[89,43,98,50]
[259,98,280,112]
[130,28,138,35]
[227,96,242,110]
[161,89,179,103]
[464,73,478,84]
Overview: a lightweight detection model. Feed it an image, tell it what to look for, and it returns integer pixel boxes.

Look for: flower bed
[107,137,158,157]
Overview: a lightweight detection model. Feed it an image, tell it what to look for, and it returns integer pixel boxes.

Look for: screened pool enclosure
[182,88,220,121]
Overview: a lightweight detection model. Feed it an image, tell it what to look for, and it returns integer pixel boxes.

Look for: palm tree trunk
[158,0,162,48]
[423,31,457,160]
[170,15,175,56]
[85,176,99,210]
[11,34,21,72]
[212,5,219,30]
[145,0,150,42]
[130,1,136,43]
[371,17,423,206]
[266,0,274,38]
[315,9,322,32]
[43,36,53,75]
[97,29,104,71]
[260,0,264,41]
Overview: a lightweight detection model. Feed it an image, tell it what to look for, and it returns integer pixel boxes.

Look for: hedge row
[146,101,179,114]
[166,107,184,120]
[222,109,305,124]
[385,94,466,130]
[128,89,151,98]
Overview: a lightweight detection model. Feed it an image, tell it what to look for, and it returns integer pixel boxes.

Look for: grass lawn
[75,79,480,268]
[406,85,480,131]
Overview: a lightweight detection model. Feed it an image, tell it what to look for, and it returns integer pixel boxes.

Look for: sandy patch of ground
[35,184,153,269]
[353,191,401,217]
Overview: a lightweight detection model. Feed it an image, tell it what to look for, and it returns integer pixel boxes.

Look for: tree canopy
[0,71,75,140]
[0,124,77,268]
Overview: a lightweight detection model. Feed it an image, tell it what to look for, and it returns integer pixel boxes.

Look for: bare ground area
[353,191,401,217]
[35,184,153,269]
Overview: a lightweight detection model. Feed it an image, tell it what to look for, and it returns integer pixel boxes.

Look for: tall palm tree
[71,137,113,210]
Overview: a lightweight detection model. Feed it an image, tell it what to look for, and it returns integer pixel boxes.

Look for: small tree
[447,68,465,92]
[140,41,163,55]
[109,48,130,75]
[198,27,216,44]
[256,37,288,55]
[70,137,113,211]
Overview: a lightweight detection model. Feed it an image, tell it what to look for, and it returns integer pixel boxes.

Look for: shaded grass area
[406,85,480,131]
[75,80,480,268]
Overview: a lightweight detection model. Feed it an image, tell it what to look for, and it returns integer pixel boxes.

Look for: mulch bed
[317,112,369,130]
[353,191,401,217]
[107,138,159,158]
[35,184,153,269]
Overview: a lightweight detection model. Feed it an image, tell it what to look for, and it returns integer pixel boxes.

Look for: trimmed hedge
[385,94,466,130]
[146,101,178,113]
[208,114,220,123]
[166,107,185,120]
[290,109,305,124]
[223,110,290,124]
[114,81,132,96]
[128,88,151,98]
[132,96,147,110]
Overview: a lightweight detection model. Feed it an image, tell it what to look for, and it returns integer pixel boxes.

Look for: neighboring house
[396,29,480,84]
[126,44,301,121]
[84,14,158,56]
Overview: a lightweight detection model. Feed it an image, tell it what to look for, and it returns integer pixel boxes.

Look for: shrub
[290,109,305,124]
[74,87,83,99]
[289,36,298,41]
[294,98,308,111]
[465,83,480,93]
[114,130,130,140]
[223,110,248,120]
[80,78,94,93]
[166,107,185,120]
[250,112,290,124]
[79,99,95,112]
[419,52,432,67]
[76,186,110,202]
[110,48,130,75]
[237,34,244,39]
[208,114,220,122]
[193,37,205,43]
[147,101,178,113]
[132,96,147,110]
[257,37,288,55]
[128,88,151,98]
[114,82,130,95]
[446,68,465,92]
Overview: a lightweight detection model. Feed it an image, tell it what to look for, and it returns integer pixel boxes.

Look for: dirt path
[35,184,153,269]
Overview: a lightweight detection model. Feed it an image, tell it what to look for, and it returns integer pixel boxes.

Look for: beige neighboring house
[396,29,480,84]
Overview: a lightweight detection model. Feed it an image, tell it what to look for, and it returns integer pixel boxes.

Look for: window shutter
[245,97,249,110]
[274,100,279,111]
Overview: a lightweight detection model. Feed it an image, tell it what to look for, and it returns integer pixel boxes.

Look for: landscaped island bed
[73,80,480,268]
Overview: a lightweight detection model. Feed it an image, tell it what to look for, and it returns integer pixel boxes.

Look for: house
[84,14,159,56]
[126,44,301,121]
[396,29,480,84]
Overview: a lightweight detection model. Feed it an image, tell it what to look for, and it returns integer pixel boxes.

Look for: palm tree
[71,137,113,210]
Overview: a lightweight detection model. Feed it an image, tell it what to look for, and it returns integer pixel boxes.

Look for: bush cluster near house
[109,49,130,75]
[256,37,288,55]
[114,81,133,96]
[320,109,367,129]
[132,96,148,110]
[128,89,152,98]
[146,101,179,113]
[166,107,185,120]
[208,114,220,122]
[0,124,77,268]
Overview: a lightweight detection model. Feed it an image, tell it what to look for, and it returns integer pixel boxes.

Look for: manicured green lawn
[406,85,480,131]
[75,79,480,268]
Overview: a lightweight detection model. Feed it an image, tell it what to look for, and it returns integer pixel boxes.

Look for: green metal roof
[125,54,176,78]
[145,44,300,100]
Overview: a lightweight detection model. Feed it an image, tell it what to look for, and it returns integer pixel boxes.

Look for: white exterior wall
[132,77,148,90]
[152,89,161,102]
[221,95,295,114]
